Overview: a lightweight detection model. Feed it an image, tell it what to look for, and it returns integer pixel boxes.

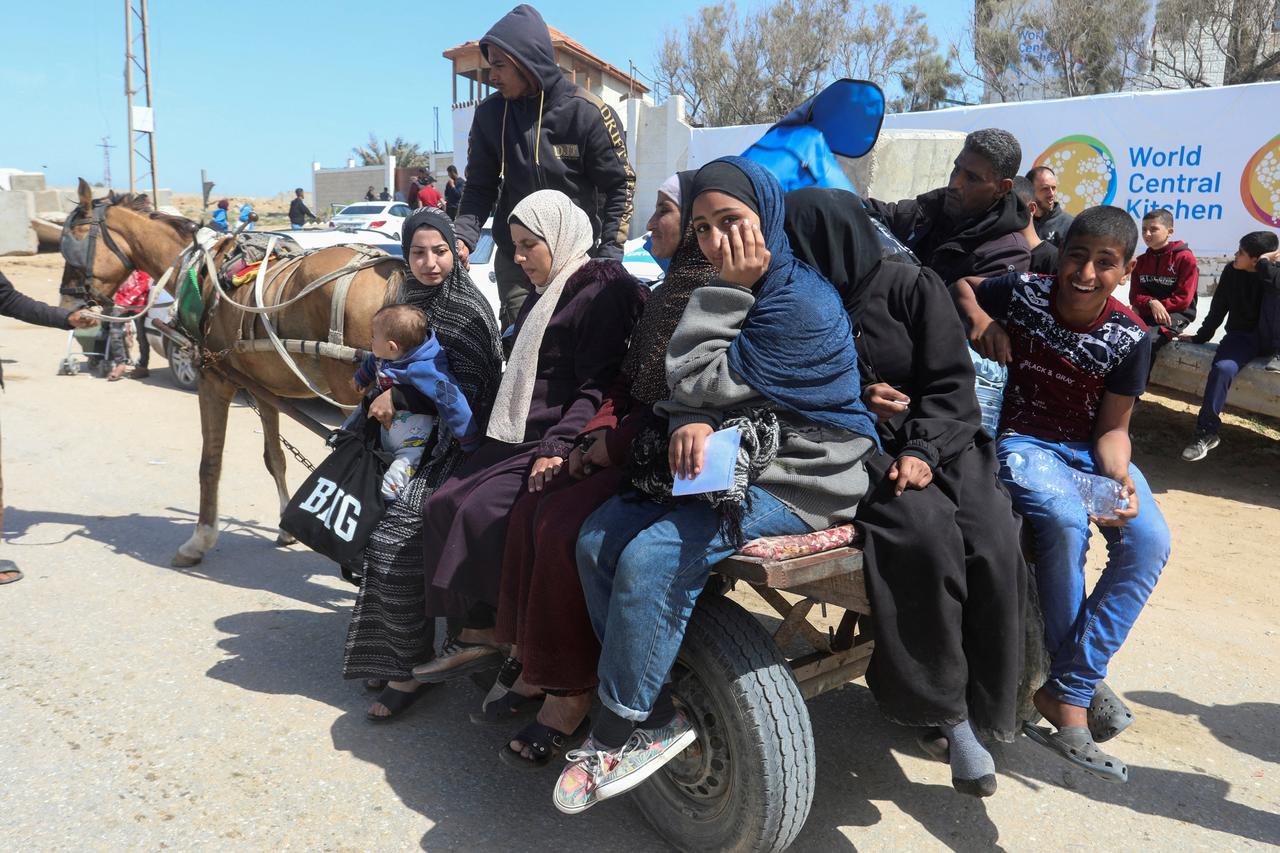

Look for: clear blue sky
[2,1,970,197]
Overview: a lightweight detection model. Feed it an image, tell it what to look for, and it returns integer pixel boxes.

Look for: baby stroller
[56,324,105,376]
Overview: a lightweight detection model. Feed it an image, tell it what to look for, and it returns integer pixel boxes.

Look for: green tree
[351,134,430,168]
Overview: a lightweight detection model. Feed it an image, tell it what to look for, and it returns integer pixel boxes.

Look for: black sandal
[364,678,387,693]
[499,717,591,770]
[471,688,545,725]
[470,656,544,724]
[366,684,429,723]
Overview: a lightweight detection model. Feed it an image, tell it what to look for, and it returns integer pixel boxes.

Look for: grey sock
[942,719,995,783]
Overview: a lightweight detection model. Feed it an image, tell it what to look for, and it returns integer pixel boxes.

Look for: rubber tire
[165,339,200,390]
[632,594,815,853]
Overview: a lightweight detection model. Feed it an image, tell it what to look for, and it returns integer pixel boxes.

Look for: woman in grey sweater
[554,157,879,814]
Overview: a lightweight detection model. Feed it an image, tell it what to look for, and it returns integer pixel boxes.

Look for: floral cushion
[737,524,858,561]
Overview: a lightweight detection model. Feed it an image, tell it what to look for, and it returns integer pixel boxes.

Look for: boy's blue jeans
[997,433,1170,708]
[576,487,810,722]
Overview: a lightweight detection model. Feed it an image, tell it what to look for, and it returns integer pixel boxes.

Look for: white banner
[881,82,1280,255]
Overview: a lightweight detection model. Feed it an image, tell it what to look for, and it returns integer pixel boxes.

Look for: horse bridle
[59,200,136,306]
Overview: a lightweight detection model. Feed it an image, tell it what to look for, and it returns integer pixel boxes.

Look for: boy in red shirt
[1129,208,1198,376]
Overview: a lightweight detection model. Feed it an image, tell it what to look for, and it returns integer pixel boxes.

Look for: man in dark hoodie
[453,4,636,328]
[1026,165,1074,246]
[866,128,1030,287]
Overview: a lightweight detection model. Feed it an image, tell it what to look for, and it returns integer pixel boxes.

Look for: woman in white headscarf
[410,189,647,687]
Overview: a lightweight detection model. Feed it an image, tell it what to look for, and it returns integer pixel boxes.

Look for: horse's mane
[106,191,199,237]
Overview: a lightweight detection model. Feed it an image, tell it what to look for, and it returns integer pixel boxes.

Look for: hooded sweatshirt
[454,5,635,261]
[1130,239,1198,336]
[864,187,1031,286]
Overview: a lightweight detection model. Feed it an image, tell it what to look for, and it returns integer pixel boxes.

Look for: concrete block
[1151,341,1280,419]
[842,129,965,203]
[33,189,63,215]
[0,190,38,256]
[155,188,172,207]
[9,172,46,192]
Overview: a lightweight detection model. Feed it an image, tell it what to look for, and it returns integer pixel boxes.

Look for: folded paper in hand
[672,427,741,497]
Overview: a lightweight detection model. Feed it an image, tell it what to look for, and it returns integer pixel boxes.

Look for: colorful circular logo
[1241,135,1280,227]
[1034,135,1117,215]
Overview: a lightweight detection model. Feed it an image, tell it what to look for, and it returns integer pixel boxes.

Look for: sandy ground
[1,252,1277,852]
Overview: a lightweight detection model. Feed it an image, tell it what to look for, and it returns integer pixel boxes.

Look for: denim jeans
[290,223,304,230]
[576,487,811,721]
[997,432,1170,707]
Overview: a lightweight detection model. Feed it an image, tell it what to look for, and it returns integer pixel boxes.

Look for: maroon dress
[492,225,716,691]
[494,379,654,690]
[420,260,646,618]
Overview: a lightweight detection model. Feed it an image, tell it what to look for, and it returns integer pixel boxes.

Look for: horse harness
[58,200,137,306]
[178,229,390,409]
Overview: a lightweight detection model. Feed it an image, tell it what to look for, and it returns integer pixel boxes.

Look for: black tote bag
[280,416,392,565]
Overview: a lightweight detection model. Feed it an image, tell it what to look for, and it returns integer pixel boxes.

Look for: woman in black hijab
[784,187,1027,798]
[343,206,503,721]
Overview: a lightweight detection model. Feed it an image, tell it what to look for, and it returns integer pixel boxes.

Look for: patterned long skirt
[342,470,442,681]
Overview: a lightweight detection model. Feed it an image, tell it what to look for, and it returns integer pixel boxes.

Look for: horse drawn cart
[633,527,872,853]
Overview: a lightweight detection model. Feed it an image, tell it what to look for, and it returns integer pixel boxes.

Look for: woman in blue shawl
[555,157,878,815]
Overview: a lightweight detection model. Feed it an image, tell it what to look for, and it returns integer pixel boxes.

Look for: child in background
[210,200,230,233]
[1130,208,1198,376]
[953,205,1171,785]
[1011,175,1059,276]
[1179,231,1280,461]
[353,304,476,501]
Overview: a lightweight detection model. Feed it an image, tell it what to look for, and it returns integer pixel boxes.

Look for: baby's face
[371,328,399,361]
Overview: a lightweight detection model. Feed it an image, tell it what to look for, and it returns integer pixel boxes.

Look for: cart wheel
[633,594,815,853]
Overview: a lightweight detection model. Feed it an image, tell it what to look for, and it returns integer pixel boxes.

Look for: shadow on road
[997,748,1280,847]
[1128,691,1280,765]
[1132,392,1280,512]
[795,684,1003,853]
[3,505,350,612]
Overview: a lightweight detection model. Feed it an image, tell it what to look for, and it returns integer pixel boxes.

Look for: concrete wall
[314,165,391,216]
[0,190,37,256]
[840,129,965,201]
[622,99,962,238]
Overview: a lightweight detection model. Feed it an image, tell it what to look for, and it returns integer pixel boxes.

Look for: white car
[144,290,199,389]
[328,201,412,239]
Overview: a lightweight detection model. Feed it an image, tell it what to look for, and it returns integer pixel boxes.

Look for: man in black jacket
[288,188,318,230]
[0,271,97,585]
[453,4,636,327]
[1026,165,1074,246]
[865,128,1031,287]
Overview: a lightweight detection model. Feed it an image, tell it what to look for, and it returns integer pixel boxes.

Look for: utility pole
[98,137,115,189]
[124,0,158,202]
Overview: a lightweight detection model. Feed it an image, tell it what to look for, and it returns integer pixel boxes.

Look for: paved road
[1,256,1277,851]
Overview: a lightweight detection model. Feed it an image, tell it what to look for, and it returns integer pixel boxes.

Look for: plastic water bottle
[969,348,1007,439]
[1005,447,1129,519]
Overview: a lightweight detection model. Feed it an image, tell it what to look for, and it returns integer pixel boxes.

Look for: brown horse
[58,179,402,567]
